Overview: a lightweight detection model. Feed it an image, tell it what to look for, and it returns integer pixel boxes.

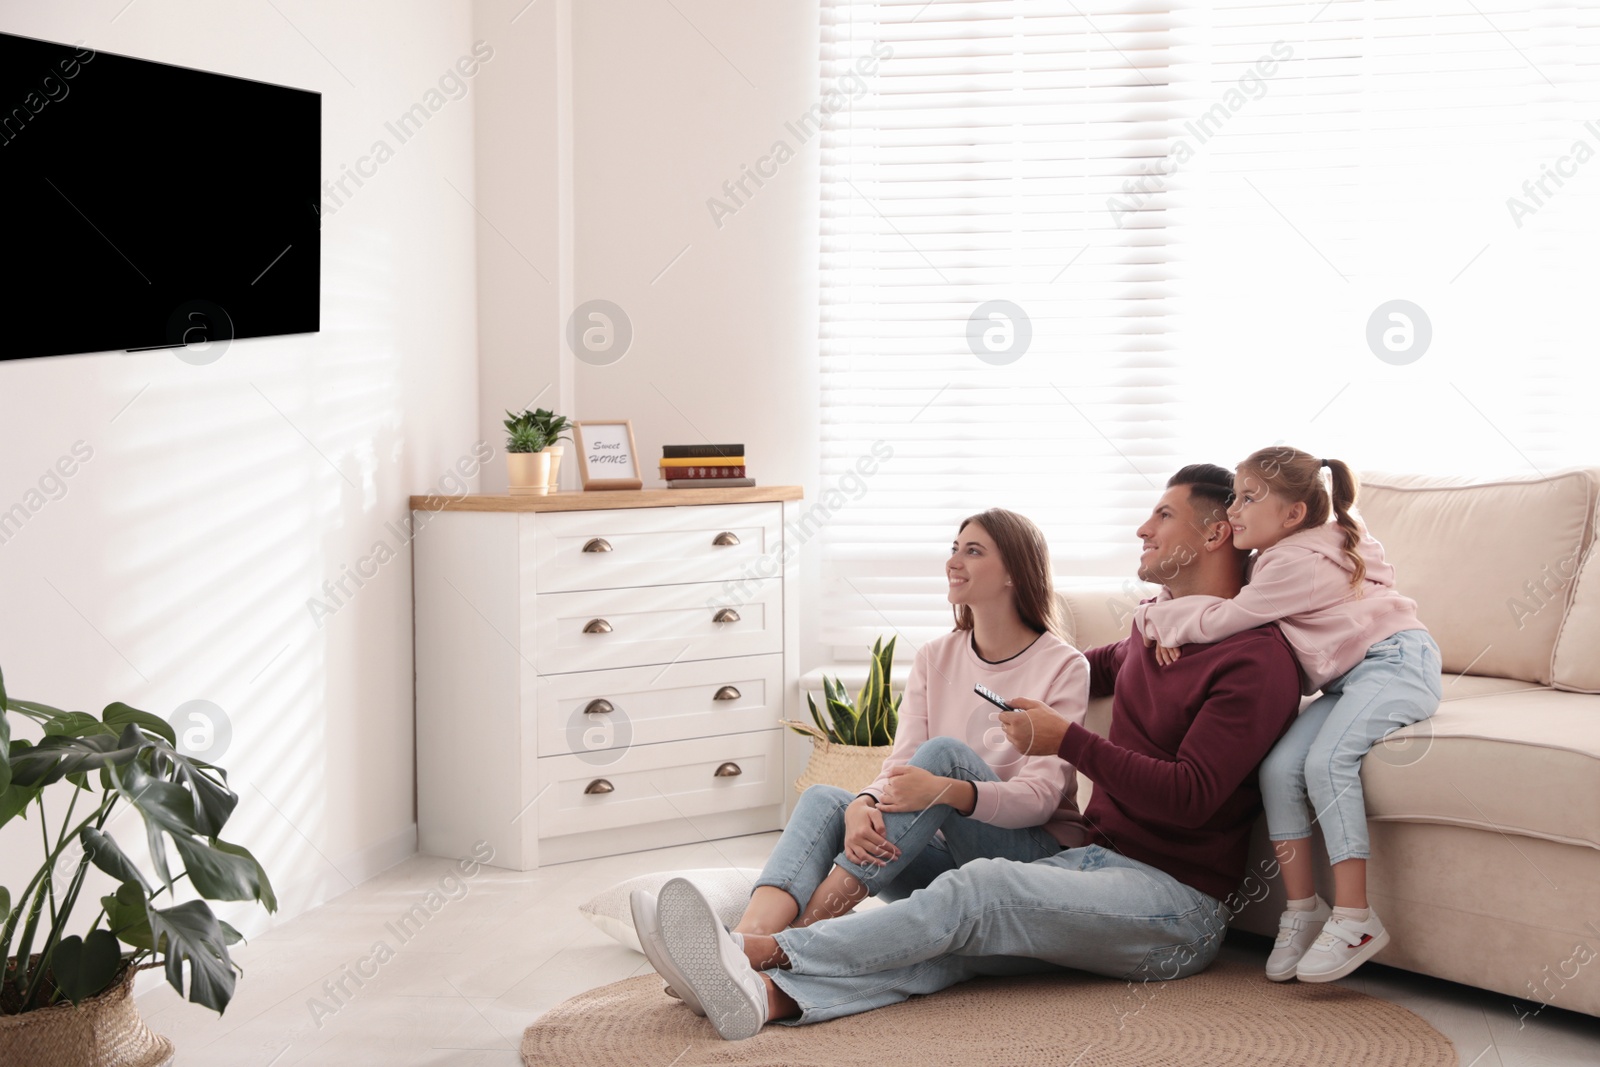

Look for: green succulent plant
[505,422,549,455]
[528,407,572,445]
[0,664,277,1016]
[503,407,569,453]
[793,636,902,747]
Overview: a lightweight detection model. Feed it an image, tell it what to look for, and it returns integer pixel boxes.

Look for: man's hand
[1155,644,1182,666]
[879,764,964,813]
[996,697,1070,756]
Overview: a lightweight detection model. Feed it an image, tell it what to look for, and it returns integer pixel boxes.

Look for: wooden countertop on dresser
[410,486,804,512]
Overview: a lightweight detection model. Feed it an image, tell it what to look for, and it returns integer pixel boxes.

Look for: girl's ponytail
[1324,458,1367,589]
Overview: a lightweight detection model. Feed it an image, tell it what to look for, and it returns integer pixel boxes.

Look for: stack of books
[660,444,754,488]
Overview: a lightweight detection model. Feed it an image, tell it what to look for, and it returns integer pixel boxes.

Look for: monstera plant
[0,664,276,1017]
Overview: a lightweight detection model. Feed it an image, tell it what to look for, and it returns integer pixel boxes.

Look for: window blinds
[818,0,1600,652]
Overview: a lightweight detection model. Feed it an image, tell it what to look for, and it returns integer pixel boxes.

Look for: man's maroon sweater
[1057,624,1301,902]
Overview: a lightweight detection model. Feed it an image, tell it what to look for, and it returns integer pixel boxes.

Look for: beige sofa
[1059,467,1600,1018]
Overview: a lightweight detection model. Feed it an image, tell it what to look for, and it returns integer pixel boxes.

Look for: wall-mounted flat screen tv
[0,32,320,362]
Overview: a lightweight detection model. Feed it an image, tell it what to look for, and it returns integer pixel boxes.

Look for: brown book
[660,465,747,479]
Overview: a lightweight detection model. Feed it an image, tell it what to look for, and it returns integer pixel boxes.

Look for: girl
[631,508,1091,1014]
[1132,446,1441,983]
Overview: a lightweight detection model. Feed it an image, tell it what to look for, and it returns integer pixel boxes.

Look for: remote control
[974,683,1013,711]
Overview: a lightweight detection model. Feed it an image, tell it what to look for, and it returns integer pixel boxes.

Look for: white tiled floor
[136,832,1600,1066]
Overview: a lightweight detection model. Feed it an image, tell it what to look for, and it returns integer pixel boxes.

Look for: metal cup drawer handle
[583,619,613,634]
[713,686,741,701]
[582,538,613,553]
[712,532,740,546]
[714,762,742,778]
[583,699,615,715]
[584,779,614,795]
[712,608,739,623]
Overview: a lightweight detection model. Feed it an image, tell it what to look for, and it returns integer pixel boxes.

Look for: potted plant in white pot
[502,410,551,496]
[0,664,277,1066]
[781,636,902,794]
[526,408,572,492]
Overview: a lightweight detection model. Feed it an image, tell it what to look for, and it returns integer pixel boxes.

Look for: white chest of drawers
[411,488,803,870]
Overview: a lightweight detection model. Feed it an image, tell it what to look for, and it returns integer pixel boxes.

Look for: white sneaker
[629,889,706,1016]
[657,877,769,1040]
[1265,897,1331,982]
[1295,910,1390,983]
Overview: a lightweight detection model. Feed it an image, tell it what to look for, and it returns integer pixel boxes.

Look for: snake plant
[793,636,902,747]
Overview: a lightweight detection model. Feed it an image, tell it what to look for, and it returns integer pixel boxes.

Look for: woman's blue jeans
[754,735,1062,915]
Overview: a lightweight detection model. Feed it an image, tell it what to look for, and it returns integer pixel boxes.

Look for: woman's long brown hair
[951,508,1064,637]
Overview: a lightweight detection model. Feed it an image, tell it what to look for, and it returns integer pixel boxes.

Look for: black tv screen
[0,33,320,362]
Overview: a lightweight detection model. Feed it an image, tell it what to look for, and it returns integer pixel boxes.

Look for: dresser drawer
[531,503,781,593]
[532,580,781,673]
[536,731,783,839]
[535,654,782,756]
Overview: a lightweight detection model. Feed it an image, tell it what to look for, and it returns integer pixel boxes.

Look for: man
[638,464,1303,1040]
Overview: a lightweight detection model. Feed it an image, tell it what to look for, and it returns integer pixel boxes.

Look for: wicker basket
[0,959,173,1067]
[781,720,896,795]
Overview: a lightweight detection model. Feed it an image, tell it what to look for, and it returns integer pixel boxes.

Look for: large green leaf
[51,929,123,1004]
[103,702,177,746]
[102,882,153,950]
[0,885,10,926]
[210,839,277,912]
[147,899,238,1013]
[42,711,116,739]
[111,759,203,890]
[10,726,146,787]
[0,776,37,832]
[171,836,272,905]
[81,827,149,892]
[5,698,74,724]
[160,750,237,837]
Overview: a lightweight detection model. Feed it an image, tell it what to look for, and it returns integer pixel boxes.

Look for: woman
[632,508,1092,1013]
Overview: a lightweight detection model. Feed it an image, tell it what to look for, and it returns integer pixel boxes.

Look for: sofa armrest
[1056,577,1157,652]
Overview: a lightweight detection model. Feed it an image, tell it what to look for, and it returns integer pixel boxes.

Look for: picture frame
[573,420,643,490]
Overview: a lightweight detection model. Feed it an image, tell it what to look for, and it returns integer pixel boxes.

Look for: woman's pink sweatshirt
[1132,520,1426,695]
[859,628,1091,848]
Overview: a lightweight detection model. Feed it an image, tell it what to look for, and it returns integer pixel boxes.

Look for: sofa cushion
[1056,580,1153,654]
[1362,687,1600,850]
[1553,522,1600,692]
[1358,469,1597,685]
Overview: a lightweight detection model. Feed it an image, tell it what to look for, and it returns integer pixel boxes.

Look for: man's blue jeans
[754,736,1062,914]
[766,845,1230,1025]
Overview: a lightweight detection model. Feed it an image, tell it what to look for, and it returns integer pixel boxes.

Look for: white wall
[473,0,827,661]
[0,0,483,940]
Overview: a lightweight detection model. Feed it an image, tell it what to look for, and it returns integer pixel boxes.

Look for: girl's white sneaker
[1265,896,1331,982]
[1295,910,1390,983]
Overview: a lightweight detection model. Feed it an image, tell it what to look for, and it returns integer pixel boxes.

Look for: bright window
[818,0,1600,651]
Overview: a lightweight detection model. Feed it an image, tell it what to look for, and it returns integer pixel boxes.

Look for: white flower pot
[507,451,551,496]
[543,444,564,492]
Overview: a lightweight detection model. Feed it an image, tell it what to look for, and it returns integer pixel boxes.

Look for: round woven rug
[521,955,1458,1067]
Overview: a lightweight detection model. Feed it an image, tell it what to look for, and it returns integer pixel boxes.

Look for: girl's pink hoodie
[859,628,1091,848]
[1132,521,1426,695]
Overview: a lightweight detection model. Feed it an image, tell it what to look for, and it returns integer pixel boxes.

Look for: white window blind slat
[818,0,1600,653]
